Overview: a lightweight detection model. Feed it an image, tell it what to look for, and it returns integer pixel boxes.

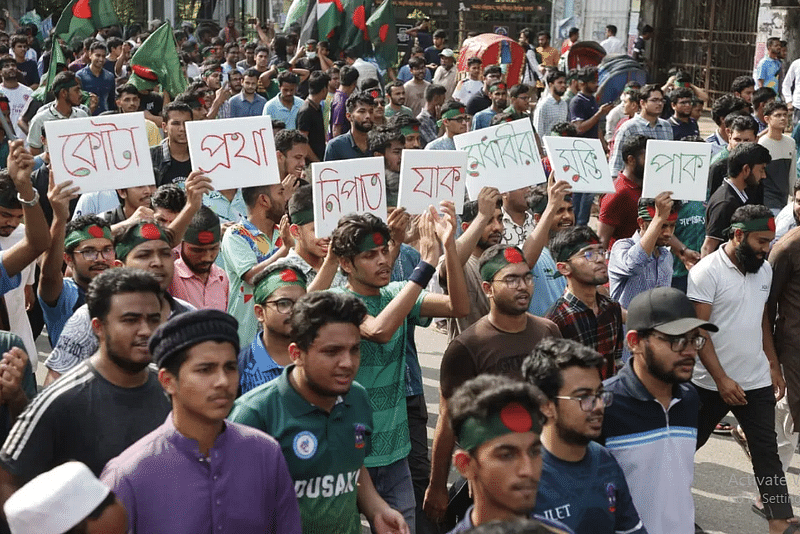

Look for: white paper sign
[397,150,467,214]
[453,118,546,198]
[642,140,711,201]
[186,116,280,189]
[45,112,155,193]
[311,157,387,237]
[543,137,615,193]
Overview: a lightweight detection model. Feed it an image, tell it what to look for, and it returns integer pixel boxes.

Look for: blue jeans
[368,458,416,534]
[572,192,595,226]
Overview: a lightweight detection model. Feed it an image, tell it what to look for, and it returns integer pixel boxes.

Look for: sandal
[713,420,733,435]
[732,425,751,459]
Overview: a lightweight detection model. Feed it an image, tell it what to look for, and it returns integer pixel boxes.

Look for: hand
[88,93,99,113]
[545,171,572,215]
[184,171,214,210]
[386,207,410,245]
[599,102,614,115]
[716,375,747,406]
[216,83,232,102]
[278,214,294,249]
[127,205,155,224]
[417,211,442,266]
[772,365,786,401]
[476,186,501,218]
[652,191,674,220]
[7,140,34,191]
[281,173,301,198]
[47,171,80,222]
[680,248,700,270]
[405,214,421,245]
[423,483,449,523]
[431,201,456,245]
[372,507,410,534]
[0,347,27,405]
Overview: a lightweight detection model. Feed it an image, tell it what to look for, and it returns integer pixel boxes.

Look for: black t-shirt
[138,92,164,117]
[295,57,322,99]
[297,99,325,161]
[161,157,193,186]
[705,181,748,240]
[15,60,39,87]
[0,361,171,481]
[465,90,491,117]
[708,157,763,205]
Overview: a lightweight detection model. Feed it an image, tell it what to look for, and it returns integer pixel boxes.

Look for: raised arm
[38,172,80,306]
[522,175,571,267]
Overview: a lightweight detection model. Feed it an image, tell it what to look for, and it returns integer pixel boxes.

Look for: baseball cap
[627,287,718,336]
[439,48,454,58]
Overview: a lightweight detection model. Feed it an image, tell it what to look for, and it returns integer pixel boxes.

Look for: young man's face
[468,63,481,79]
[639,216,676,247]
[121,240,175,289]
[228,72,243,93]
[550,366,605,443]
[162,340,239,424]
[66,237,115,285]
[560,244,608,286]
[727,127,756,150]
[382,140,404,173]
[579,79,597,95]
[205,71,222,90]
[537,34,549,48]
[242,75,258,95]
[672,96,693,119]
[226,47,239,64]
[641,91,664,116]
[328,72,340,92]
[737,85,754,104]
[433,36,444,48]
[94,292,163,372]
[12,42,26,59]
[280,82,298,103]
[622,93,639,117]
[484,72,501,90]
[119,185,156,210]
[153,207,178,228]
[291,221,329,259]
[444,115,468,136]
[279,143,308,177]
[0,61,16,81]
[255,284,306,338]
[550,77,566,97]
[388,85,405,106]
[635,328,701,383]
[475,208,504,249]
[483,262,533,315]
[411,64,426,81]
[89,49,106,69]
[372,102,385,124]
[256,51,269,68]
[166,111,192,144]
[545,201,574,232]
[767,108,788,131]
[180,241,220,275]
[348,104,374,133]
[404,131,421,149]
[342,244,392,289]
[490,89,508,109]
[291,322,362,398]
[116,93,140,113]
[0,205,22,237]
[745,163,767,186]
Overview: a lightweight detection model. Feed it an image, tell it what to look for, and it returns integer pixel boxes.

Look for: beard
[735,238,765,273]
[105,338,151,374]
[644,342,693,384]
[555,417,593,446]
[353,119,373,133]
[554,88,566,97]
[493,290,531,316]
[632,162,645,182]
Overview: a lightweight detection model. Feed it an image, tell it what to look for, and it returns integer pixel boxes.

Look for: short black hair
[576,67,597,83]
[308,70,331,95]
[408,56,426,70]
[277,70,300,86]
[642,24,654,34]
[0,171,20,211]
[433,29,447,39]
[606,25,617,35]
[728,142,771,177]
[467,56,482,66]
[386,113,421,131]
[764,100,788,116]
[115,83,140,99]
[340,65,359,87]
[86,268,163,321]
[483,65,502,77]
[522,337,605,400]
[346,92,375,114]
[752,87,776,108]
[244,67,260,79]
[275,129,309,154]
[368,125,404,154]
[162,100,193,123]
[668,87,693,103]
[449,375,546,451]
[731,75,756,94]
[89,41,107,54]
[462,197,502,223]
[711,94,750,126]
[620,133,649,164]
[637,84,662,103]
[330,213,391,260]
[425,84,447,102]
[151,184,185,213]
[290,291,367,351]
[545,69,566,85]
[726,114,758,133]
[64,215,111,254]
[568,27,579,37]
[288,184,313,224]
[509,83,531,98]
[548,225,600,263]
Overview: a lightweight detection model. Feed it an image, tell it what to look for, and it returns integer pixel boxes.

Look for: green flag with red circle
[366,0,397,70]
[53,0,119,46]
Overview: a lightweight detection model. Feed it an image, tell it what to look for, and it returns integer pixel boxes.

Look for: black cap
[627,287,718,335]
[149,309,240,368]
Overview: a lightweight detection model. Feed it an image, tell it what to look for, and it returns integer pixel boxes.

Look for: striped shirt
[609,113,674,177]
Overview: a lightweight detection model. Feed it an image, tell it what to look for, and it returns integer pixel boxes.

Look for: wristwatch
[16,189,39,207]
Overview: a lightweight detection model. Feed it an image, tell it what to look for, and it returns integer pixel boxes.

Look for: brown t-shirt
[403,79,430,117]
[769,226,800,357]
[440,314,562,399]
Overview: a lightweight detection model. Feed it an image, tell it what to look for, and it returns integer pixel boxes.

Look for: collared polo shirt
[229,92,267,117]
[609,113,674,176]
[101,414,302,534]
[263,94,304,129]
[27,102,88,149]
[203,189,247,224]
[324,131,372,161]
[601,359,698,534]
[168,257,229,312]
[229,365,373,534]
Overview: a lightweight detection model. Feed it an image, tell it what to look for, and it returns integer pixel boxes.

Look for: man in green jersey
[230,291,410,534]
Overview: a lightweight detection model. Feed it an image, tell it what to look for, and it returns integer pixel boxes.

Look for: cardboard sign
[642,140,711,201]
[311,157,387,237]
[454,118,546,198]
[186,116,280,189]
[46,112,155,193]
[543,137,615,193]
[397,150,467,214]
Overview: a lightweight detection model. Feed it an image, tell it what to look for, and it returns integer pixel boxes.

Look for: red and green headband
[555,237,600,263]
[479,247,526,282]
[253,267,307,304]
[116,222,169,261]
[184,224,220,246]
[400,124,420,137]
[638,205,679,222]
[458,402,543,452]
[357,231,389,253]
[65,224,113,251]
[730,217,776,233]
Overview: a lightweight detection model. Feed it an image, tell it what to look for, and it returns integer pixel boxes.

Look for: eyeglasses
[570,249,609,263]
[74,246,115,261]
[651,333,707,352]
[265,298,296,314]
[491,273,534,289]
[555,391,613,412]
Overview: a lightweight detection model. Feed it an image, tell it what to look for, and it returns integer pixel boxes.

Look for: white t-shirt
[453,79,482,104]
[0,226,37,368]
[0,83,33,140]
[687,246,773,391]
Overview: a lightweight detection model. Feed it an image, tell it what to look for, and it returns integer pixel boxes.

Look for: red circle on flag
[768,218,776,232]
[503,248,523,264]
[72,0,92,19]
[372,232,384,246]
[280,269,298,282]
[500,403,533,433]
[379,24,389,43]
[197,231,215,244]
[140,223,161,240]
[87,225,104,238]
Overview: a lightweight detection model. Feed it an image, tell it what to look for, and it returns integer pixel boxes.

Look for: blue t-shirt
[569,92,600,139]
[448,505,574,534]
[238,330,283,394]
[528,247,567,317]
[39,278,83,346]
[534,442,646,534]
[76,66,116,115]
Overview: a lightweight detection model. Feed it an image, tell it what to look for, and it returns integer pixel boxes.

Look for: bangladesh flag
[317,0,344,43]
[129,23,187,97]
[53,0,119,46]
[367,0,397,70]
[284,0,310,32]
[338,0,371,57]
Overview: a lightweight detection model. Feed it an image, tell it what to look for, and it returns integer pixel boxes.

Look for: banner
[642,140,711,201]
[397,149,467,214]
[543,137,615,193]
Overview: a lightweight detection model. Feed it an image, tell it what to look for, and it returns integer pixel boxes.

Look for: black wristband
[409,261,436,287]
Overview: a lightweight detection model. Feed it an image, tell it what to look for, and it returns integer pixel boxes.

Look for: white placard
[543,136,615,193]
[453,118,546,198]
[311,157,387,237]
[46,112,155,193]
[397,150,467,214]
[186,116,280,190]
[642,140,711,201]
